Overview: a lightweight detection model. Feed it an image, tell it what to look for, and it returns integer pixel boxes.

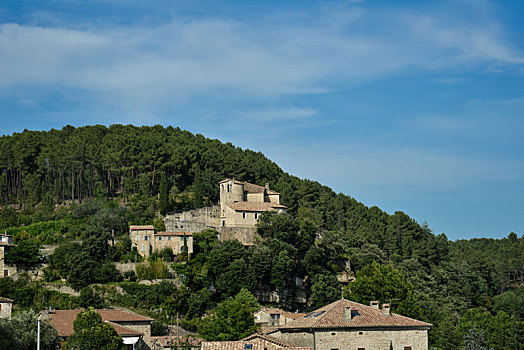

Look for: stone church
[164,179,287,244]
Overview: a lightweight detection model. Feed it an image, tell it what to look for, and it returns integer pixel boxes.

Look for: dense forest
[0,125,522,349]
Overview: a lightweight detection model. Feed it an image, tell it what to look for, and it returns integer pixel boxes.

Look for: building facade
[269,299,432,350]
[0,233,14,277]
[130,225,193,259]
[0,296,13,320]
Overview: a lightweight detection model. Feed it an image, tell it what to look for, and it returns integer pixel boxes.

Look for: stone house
[268,299,432,350]
[151,335,203,350]
[219,179,287,228]
[164,179,287,244]
[255,307,306,327]
[44,308,154,349]
[130,225,193,259]
[0,296,13,320]
[202,333,310,350]
[0,233,14,277]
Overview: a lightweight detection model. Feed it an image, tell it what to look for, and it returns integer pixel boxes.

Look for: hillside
[0,125,522,349]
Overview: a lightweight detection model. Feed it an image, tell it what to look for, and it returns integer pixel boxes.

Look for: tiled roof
[105,321,143,336]
[45,309,153,337]
[267,190,280,195]
[243,183,266,194]
[155,232,193,236]
[129,225,155,230]
[257,308,305,320]
[0,296,13,303]
[219,179,244,184]
[202,337,310,350]
[228,202,287,212]
[277,299,432,330]
[151,335,203,347]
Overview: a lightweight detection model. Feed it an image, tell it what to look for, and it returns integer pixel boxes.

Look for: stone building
[255,307,306,327]
[0,296,13,320]
[0,233,14,277]
[268,299,432,350]
[202,333,310,350]
[130,225,193,259]
[164,179,287,244]
[45,308,154,349]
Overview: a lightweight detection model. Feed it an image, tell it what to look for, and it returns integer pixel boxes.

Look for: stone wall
[275,328,429,350]
[0,301,12,320]
[118,321,152,348]
[164,206,220,232]
[219,226,259,245]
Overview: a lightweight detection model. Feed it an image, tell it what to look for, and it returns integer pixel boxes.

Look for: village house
[164,179,287,244]
[0,296,13,320]
[267,299,432,350]
[0,233,14,277]
[202,333,310,350]
[255,307,306,328]
[130,225,193,259]
[44,308,154,349]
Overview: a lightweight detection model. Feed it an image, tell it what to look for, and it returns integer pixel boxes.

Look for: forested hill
[1,125,523,349]
[1,124,438,259]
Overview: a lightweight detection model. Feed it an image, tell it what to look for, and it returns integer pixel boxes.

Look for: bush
[136,260,169,280]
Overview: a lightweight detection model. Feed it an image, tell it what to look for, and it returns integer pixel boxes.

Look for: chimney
[265,183,270,190]
[370,301,379,309]
[343,306,352,321]
[382,303,391,316]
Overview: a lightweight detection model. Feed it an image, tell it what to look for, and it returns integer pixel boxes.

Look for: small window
[144,236,148,241]
[136,235,139,241]
[255,213,258,219]
[358,348,366,350]
[0,304,2,311]
[180,236,184,241]
[158,237,162,241]
[331,332,336,336]
[168,237,172,241]
[243,213,246,219]
[358,332,363,335]
[404,347,412,350]
[141,244,145,252]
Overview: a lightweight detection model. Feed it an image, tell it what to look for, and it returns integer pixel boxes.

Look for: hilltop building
[255,307,306,328]
[129,225,193,259]
[0,233,14,277]
[164,179,287,244]
[267,299,432,350]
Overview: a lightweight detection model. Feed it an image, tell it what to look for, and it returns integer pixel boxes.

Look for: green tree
[199,288,260,340]
[0,310,60,350]
[310,273,341,309]
[159,172,170,215]
[65,308,124,350]
[462,325,492,350]
[348,261,421,319]
[5,238,44,266]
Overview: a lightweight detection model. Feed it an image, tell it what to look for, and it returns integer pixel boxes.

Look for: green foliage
[159,172,170,215]
[348,261,421,319]
[136,259,169,280]
[0,310,60,350]
[462,325,493,350]
[65,308,124,350]
[199,288,260,341]
[79,287,107,309]
[309,274,341,309]
[5,238,45,266]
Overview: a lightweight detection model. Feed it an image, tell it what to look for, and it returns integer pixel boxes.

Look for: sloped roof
[45,309,153,337]
[151,335,203,347]
[243,183,266,194]
[228,202,287,212]
[256,308,305,320]
[129,225,155,230]
[155,232,193,236]
[278,299,432,330]
[105,321,143,336]
[0,297,13,303]
[202,337,310,350]
[219,179,244,185]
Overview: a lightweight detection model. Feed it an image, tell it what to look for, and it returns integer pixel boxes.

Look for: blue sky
[1,0,523,240]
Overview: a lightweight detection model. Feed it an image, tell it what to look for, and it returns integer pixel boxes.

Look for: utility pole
[37,314,41,350]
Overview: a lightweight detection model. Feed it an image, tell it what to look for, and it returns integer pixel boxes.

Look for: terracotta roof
[228,202,287,212]
[0,297,13,303]
[155,232,193,236]
[257,308,305,320]
[277,299,432,330]
[46,309,153,337]
[241,333,296,347]
[151,335,203,347]
[130,225,155,230]
[105,321,143,336]
[202,338,310,350]
[243,183,266,194]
